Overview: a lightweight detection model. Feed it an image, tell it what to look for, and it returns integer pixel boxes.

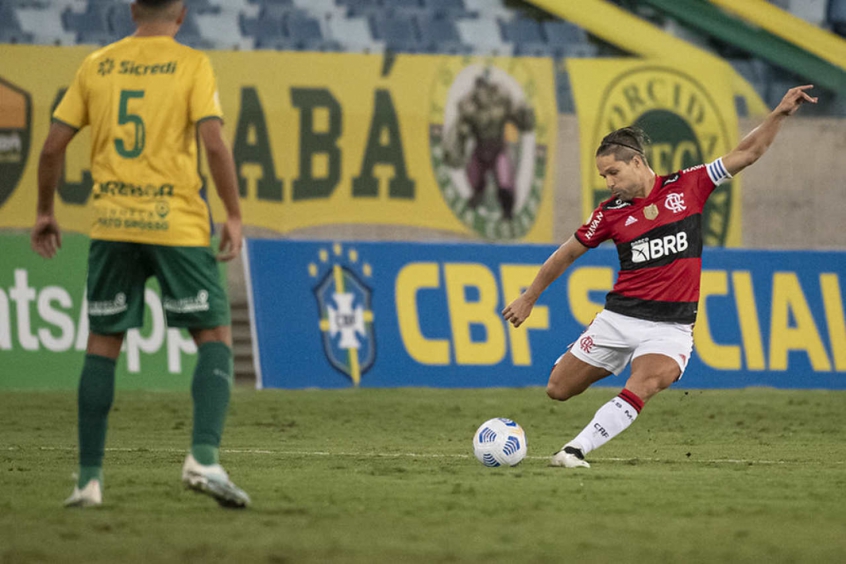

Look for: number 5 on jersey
[115,89,145,158]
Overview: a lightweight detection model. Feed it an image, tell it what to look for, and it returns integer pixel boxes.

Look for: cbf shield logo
[312,243,375,386]
[0,76,32,207]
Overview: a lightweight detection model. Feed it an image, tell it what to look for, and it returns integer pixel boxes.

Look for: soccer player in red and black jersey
[502,85,816,468]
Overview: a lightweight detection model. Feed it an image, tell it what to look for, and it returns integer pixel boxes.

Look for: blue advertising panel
[245,239,846,390]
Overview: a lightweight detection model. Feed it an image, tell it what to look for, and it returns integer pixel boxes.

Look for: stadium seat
[462,0,512,21]
[456,17,512,56]
[183,0,220,15]
[196,9,255,50]
[63,1,114,45]
[292,0,335,17]
[283,10,340,51]
[109,3,135,39]
[175,10,214,48]
[501,17,551,57]
[15,3,76,45]
[423,0,472,19]
[370,13,422,52]
[0,2,34,43]
[325,13,380,52]
[418,16,470,54]
[784,0,828,26]
[253,17,285,45]
[542,20,596,58]
[339,0,382,18]
[829,0,846,36]
[382,0,425,17]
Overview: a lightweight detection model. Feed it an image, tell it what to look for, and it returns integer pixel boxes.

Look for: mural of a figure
[443,71,535,220]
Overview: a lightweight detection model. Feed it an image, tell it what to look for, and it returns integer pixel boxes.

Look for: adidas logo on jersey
[624,215,638,226]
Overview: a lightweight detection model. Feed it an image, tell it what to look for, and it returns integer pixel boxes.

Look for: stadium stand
[830,0,846,36]
[2,0,844,114]
[417,16,471,54]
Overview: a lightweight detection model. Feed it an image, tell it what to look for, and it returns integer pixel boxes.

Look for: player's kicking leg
[551,354,681,468]
[545,351,612,468]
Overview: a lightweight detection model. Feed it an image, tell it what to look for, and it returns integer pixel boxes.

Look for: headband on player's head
[606,141,644,155]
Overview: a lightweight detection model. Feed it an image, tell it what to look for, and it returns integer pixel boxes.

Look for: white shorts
[564,309,694,376]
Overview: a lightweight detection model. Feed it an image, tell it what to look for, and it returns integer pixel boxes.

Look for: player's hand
[217,216,242,262]
[502,293,535,328]
[775,85,817,116]
[31,214,62,259]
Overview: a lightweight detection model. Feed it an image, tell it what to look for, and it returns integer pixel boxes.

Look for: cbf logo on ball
[0,76,32,208]
[429,60,550,241]
[592,68,733,246]
[311,243,375,386]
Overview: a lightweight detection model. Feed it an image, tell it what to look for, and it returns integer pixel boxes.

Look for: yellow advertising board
[0,46,556,242]
[567,59,742,247]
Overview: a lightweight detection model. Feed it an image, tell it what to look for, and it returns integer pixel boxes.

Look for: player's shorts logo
[0,76,32,208]
[590,67,734,245]
[429,60,550,241]
[312,243,375,386]
[580,335,595,354]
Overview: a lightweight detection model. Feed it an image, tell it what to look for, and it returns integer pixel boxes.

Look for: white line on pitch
[4,445,829,465]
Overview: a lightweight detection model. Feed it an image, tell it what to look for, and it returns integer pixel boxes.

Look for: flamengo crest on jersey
[574,159,729,324]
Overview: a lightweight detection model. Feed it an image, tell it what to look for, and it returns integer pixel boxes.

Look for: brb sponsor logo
[631,232,689,263]
[429,61,550,241]
[0,76,32,207]
[591,66,733,245]
[311,243,375,385]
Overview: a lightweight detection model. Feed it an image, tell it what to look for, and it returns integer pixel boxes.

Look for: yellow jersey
[53,36,223,246]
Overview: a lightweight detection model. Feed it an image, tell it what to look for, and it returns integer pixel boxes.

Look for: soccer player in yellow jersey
[32,0,249,508]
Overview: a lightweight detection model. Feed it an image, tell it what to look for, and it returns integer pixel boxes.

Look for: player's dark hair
[596,127,650,165]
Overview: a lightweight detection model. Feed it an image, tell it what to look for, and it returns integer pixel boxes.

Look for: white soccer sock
[571,389,644,455]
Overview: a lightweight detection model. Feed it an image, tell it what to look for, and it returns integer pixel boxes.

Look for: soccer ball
[472,418,527,467]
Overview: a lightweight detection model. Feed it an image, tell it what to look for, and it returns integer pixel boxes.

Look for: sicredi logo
[631,232,688,263]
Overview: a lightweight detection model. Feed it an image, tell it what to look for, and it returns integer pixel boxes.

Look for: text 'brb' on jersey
[574,160,732,324]
[53,36,223,246]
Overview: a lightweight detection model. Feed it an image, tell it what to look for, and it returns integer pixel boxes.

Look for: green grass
[2,386,846,563]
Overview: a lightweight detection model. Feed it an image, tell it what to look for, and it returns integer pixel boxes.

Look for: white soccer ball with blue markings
[473,418,527,467]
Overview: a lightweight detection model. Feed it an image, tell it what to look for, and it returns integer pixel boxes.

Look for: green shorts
[86,240,230,335]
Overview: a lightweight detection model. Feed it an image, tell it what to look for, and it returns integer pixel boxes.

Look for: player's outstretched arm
[199,118,242,262]
[32,122,76,258]
[502,236,589,328]
[721,85,817,177]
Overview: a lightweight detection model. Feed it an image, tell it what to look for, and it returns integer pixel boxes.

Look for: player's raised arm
[198,118,242,262]
[32,121,77,258]
[721,85,817,177]
[502,236,589,328]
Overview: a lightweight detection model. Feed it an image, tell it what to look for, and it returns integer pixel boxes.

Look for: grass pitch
[2,386,846,563]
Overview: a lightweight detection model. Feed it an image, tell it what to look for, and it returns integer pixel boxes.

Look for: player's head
[595,127,650,165]
[595,127,653,201]
[131,0,186,28]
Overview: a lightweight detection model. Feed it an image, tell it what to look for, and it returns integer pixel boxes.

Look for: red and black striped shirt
[574,160,731,324]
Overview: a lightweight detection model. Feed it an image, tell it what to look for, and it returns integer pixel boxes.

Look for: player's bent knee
[546,381,576,402]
